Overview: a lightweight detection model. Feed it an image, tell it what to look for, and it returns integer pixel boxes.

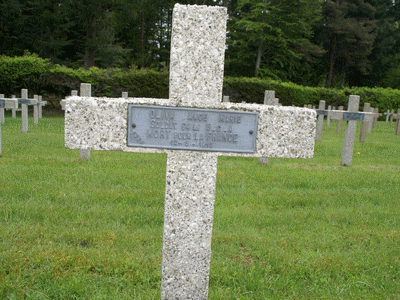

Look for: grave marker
[316,96,373,165]
[336,106,344,133]
[384,109,390,123]
[18,89,38,133]
[394,109,400,135]
[79,84,91,160]
[389,109,395,125]
[366,107,375,134]
[315,100,325,141]
[259,90,280,164]
[359,102,371,142]
[11,96,18,118]
[38,96,47,119]
[0,97,18,156]
[33,95,39,125]
[0,95,4,124]
[326,105,332,127]
[64,4,316,299]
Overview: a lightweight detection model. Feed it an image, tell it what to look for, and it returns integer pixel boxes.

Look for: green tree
[23,0,73,64]
[226,0,323,83]
[368,0,400,88]
[0,0,31,56]
[67,0,129,69]
[314,0,377,88]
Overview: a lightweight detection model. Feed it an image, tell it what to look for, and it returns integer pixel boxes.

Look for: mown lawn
[1,114,399,299]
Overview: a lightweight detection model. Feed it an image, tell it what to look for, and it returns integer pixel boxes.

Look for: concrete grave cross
[316,96,374,166]
[0,96,18,156]
[37,96,47,120]
[393,109,400,135]
[259,90,280,165]
[0,94,4,124]
[64,4,316,299]
[18,89,38,133]
[1,89,37,132]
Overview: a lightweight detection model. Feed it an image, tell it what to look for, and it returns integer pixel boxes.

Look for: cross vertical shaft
[161,4,227,299]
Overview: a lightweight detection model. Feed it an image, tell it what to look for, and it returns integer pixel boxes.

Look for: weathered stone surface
[169,4,227,106]
[161,150,217,299]
[64,97,316,158]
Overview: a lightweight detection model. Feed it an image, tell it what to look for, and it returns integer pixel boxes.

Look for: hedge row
[1,54,400,115]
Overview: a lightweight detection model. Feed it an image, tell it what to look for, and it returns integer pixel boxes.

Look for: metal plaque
[0,100,4,108]
[343,112,364,121]
[127,105,258,153]
[316,110,365,121]
[18,99,35,104]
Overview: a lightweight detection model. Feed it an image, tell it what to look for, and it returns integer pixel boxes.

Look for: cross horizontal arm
[316,110,374,121]
[18,99,37,105]
[64,97,316,159]
[0,99,18,109]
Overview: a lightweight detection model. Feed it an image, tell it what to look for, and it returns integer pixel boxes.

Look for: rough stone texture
[315,100,325,141]
[64,97,316,158]
[341,95,359,166]
[169,4,226,106]
[161,151,217,299]
[162,6,226,298]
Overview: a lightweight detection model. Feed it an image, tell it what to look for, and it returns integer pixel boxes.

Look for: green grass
[1,114,399,299]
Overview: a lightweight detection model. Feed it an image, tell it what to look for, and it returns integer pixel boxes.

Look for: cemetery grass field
[0,113,399,299]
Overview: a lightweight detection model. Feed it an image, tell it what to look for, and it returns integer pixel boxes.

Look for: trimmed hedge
[1,54,400,115]
[223,77,400,113]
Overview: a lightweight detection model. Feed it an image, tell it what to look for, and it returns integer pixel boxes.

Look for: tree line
[1,0,399,89]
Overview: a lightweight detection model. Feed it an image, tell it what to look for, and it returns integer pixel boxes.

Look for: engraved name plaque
[127,105,258,153]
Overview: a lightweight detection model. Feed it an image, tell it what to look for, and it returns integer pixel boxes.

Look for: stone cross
[64,4,316,299]
[0,97,18,156]
[336,105,344,133]
[30,94,46,124]
[360,102,371,142]
[316,96,373,166]
[259,90,279,164]
[264,90,279,106]
[11,95,18,118]
[1,89,37,132]
[38,96,47,119]
[79,83,91,160]
[19,89,38,133]
[326,105,332,127]
[393,109,400,135]
[389,109,395,125]
[0,95,4,124]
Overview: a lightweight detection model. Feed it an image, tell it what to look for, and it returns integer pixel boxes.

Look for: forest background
[1,0,400,106]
